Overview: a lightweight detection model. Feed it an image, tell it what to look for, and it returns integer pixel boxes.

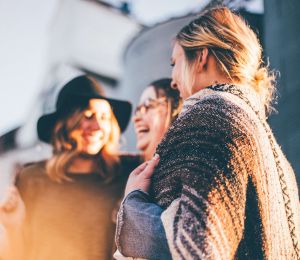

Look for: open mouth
[84,131,104,141]
[137,127,149,134]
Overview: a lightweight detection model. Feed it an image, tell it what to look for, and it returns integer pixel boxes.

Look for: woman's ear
[196,48,209,72]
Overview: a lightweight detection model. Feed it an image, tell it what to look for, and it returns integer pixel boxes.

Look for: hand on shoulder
[124,154,160,197]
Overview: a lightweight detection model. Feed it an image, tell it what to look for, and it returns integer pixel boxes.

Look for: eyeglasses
[134,97,167,115]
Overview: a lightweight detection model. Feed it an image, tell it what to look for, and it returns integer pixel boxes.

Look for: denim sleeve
[115,190,172,260]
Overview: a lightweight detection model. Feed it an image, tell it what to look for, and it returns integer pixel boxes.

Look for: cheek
[152,117,164,130]
[135,113,151,128]
[102,122,112,137]
[143,114,153,126]
[78,119,89,130]
[151,112,168,136]
[149,119,167,150]
[172,66,179,82]
[69,129,81,142]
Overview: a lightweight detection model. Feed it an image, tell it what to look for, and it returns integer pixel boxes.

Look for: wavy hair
[46,106,121,183]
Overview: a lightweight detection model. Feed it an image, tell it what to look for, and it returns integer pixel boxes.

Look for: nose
[133,111,142,124]
[133,104,146,123]
[171,79,178,90]
[90,117,101,131]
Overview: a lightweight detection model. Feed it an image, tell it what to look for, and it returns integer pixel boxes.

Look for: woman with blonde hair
[116,7,300,259]
[0,75,140,260]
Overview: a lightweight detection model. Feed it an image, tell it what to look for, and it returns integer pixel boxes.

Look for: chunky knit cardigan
[151,84,300,259]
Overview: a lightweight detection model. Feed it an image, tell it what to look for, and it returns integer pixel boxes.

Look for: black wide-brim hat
[37,75,132,143]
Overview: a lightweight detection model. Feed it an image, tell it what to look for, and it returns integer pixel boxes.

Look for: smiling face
[69,99,112,155]
[133,86,169,160]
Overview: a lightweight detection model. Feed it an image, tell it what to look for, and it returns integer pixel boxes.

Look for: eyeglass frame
[134,97,167,116]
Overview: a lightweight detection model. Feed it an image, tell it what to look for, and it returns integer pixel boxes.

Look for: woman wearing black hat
[0,75,140,260]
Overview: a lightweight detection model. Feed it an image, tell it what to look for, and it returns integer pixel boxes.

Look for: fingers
[142,154,160,178]
[131,161,148,176]
[129,154,160,178]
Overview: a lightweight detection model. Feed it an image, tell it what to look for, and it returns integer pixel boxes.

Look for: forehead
[139,86,157,104]
[172,42,184,60]
[88,98,111,113]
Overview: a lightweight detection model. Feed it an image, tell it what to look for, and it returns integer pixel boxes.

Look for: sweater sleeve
[157,98,252,259]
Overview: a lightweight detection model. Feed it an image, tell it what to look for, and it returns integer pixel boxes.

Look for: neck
[67,155,98,174]
[143,149,155,161]
[192,55,234,94]
[192,75,234,94]
[143,152,151,161]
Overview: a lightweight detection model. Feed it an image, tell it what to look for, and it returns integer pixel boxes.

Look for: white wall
[47,0,140,80]
[0,0,59,135]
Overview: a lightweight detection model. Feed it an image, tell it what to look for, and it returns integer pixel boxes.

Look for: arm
[161,178,247,260]
[116,158,172,260]
[155,99,251,259]
[116,189,171,260]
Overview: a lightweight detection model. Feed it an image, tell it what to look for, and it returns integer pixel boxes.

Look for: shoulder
[13,161,51,206]
[175,93,256,140]
[185,93,246,123]
[16,161,48,189]
[156,92,258,165]
[18,160,47,178]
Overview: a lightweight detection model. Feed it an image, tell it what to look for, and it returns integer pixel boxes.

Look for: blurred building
[0,0,141,194]
[1,0,299,192]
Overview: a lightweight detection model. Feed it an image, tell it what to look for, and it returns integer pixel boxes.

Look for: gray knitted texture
[151,84,300,260]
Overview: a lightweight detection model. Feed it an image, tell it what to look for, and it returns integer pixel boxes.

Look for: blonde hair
[176,7,276,114]
[46,105,121,183]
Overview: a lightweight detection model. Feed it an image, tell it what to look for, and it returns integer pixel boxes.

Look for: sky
[108,0,263,23]
[0,0,263,136]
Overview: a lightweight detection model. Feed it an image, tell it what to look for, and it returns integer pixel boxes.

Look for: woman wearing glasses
[133,78,181,161]
[115,78,181,260]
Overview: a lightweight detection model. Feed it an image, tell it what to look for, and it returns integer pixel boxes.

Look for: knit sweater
[14,154,140,260]
[150,84,300,260]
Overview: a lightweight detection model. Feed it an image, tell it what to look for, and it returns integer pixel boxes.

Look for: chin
[87,150,100,155]
[139,146,155,160]
[84,145,104,155]
[136,141,148,152]
[81,150,99,156]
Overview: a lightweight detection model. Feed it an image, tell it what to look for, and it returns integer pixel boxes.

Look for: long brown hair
[176,7,276,114]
